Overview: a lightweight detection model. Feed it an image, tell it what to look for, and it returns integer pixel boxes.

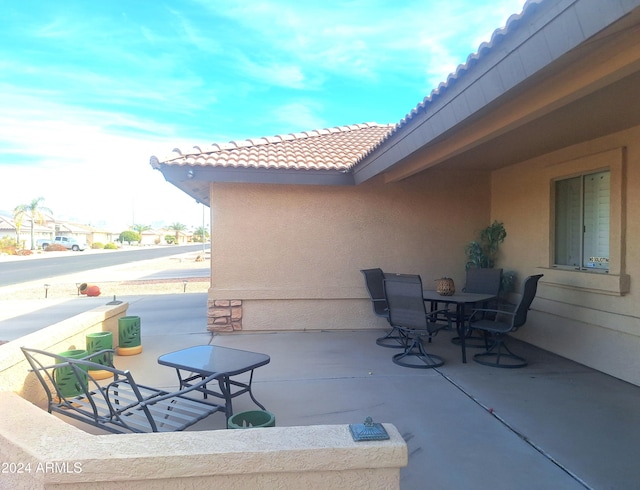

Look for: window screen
[554,170,610,271]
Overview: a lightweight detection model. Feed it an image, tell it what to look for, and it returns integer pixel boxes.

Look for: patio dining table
[422,290,497,363]
[158,345,271,419]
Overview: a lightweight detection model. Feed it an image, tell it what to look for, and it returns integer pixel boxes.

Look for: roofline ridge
[395,0,538,129]
[153,121,396,164]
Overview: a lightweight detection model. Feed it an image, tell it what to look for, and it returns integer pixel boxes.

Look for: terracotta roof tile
[157,122,394,172]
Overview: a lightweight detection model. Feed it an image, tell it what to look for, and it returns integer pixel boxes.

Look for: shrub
[92,242,104,249]
[15,249,33,256]
[119,230,140,244]
[104,243,118,250]
[0,236,17,255]
[45,243,68,252]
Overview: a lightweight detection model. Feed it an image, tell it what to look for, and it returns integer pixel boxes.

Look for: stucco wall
[209,169,490,331]
[0,302,127,405]
[491,125,640,385]
[0,305,406,489]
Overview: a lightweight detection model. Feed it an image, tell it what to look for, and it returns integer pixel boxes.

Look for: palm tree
[14,197,53,250]
[194,226,209,243]
[132,224,151,239]
[13,213,23,248]
[168,222,187,244]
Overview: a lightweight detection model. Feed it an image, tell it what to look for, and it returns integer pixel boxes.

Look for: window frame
[553,169,610,272]
[538,147,628,296]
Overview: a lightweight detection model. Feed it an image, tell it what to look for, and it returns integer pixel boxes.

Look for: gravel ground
[0,253,210,300]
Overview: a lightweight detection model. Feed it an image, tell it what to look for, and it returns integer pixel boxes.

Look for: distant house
[0,213,122,249]
[139,227,193,245]
[0,214,54,249]
[151,1,640,386]
[52,221,92,244]
[139,229,162,246]
[90,228,119,246]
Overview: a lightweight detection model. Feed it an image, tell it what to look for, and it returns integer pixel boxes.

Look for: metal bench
[21,347,224,433]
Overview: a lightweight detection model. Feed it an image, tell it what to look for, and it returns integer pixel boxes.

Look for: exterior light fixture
[187,169,194,179]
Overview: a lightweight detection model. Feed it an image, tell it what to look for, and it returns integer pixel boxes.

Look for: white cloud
[199,0,526,86]
[236,57,309,90]
[0,85,204,230]
[0,0,528,230]
[271,102,328,132]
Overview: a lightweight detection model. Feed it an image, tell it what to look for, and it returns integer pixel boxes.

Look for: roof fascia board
[353,0,640,184]
[158,165,355,187]
[386,33,640,182]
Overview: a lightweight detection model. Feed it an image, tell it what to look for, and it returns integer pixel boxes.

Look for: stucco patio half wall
[0,303,406,489]
[150,0,640,387]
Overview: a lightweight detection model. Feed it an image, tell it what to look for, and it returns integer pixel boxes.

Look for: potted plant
[464,221,516,297]
[465,221,506,269]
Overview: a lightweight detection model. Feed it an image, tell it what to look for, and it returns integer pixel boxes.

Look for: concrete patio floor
[36,293,640,489]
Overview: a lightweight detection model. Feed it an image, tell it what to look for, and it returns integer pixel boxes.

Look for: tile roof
[397,0,540,132]
[152,123,394,172]
[356,0,540,165]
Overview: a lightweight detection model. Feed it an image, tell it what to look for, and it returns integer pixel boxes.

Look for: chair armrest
[426,309,453,331]
[426,308,451,319]
[468,308,515,323]
[81,348,115,365]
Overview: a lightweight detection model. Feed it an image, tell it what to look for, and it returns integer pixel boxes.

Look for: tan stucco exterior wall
[0,303,127,406]
[209,169,490,331]
[491,125,640,385]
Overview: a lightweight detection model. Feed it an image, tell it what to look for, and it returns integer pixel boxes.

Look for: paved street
[0,244,209,287]
[0,247,210,342]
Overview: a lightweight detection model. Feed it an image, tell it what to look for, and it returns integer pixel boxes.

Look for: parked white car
[38,236,87,251]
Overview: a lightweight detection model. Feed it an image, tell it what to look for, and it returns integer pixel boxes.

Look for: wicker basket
[436,277,455,296]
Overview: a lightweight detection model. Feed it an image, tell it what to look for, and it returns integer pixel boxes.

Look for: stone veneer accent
[208,299,242,332]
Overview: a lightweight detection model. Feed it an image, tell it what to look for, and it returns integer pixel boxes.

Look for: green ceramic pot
[54,349,88,398]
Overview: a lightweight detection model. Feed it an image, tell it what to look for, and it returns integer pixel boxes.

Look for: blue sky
[0,0,525,231]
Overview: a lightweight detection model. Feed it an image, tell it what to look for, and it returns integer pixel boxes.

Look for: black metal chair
[384,274,450,368]
[465,268,503,296]
[468,274,543,368]
[361,268,406,348]
[451,268,503,346]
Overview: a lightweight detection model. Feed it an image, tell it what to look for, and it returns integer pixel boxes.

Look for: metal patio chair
[451,267,503,347]
[21,347,224,433]
[361,268,406,348]
[383,274,450,369]
[468,274,543,368]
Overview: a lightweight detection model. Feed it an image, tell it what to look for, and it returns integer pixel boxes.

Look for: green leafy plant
[501,270,517,295]
[13,197,52,250]
[465,221,507,269]
[104,243,118,249]
[465,221,516,296]
[168,222,187,243]
[118,230,140,244]
[91,242,104,249]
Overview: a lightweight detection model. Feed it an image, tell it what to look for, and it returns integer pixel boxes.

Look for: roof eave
[353,0,640,183]
[153,164,355,205]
